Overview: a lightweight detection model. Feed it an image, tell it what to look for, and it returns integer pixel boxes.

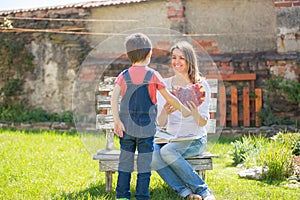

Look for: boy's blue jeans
[116,133,154,200]
[151,137,212,198]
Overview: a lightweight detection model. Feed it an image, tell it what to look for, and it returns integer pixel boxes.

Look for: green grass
[0,129,299,200]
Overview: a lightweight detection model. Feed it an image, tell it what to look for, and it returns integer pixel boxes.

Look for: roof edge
[0,0,149,16]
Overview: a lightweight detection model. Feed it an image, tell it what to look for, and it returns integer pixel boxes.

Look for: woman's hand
[186,101,207,126]
[186,101,199,116]
[163,103,177,114]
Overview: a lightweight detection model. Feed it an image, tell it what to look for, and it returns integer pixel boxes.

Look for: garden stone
[238,166,266,180]
[0,122,9,128]
[33,122,52,130]
[288,175,299,181]
[236,163,244,168]
[284,179,300,188]
[51,122,69,130]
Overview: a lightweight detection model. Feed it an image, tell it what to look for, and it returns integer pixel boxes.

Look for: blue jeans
[116,133,154,200]
[151,136,213,198]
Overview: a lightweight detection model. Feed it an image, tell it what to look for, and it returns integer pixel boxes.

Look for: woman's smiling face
[171,48,189,74]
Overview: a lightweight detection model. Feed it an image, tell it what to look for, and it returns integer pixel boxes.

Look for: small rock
[238,166,266,180]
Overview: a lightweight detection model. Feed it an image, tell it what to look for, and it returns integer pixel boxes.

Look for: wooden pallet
[206,73,262,127]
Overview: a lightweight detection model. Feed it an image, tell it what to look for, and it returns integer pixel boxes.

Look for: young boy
[111,33,190,200]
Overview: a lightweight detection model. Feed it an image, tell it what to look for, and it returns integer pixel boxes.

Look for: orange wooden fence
[206,74,262,127]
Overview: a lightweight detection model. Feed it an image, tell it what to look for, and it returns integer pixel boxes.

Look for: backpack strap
[143,70,154,83]
[122,69,132,84]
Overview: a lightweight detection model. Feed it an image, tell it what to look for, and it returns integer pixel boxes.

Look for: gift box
[171,83,206,107]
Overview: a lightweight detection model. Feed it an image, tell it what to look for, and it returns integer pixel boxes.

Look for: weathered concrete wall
[276,5,300,52]
[87,0,277,53]
[185,0,277,53]
[87,1,170,49]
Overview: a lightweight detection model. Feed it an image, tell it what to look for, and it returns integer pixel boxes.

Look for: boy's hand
[163,103,177,114]
[114,120,125,137]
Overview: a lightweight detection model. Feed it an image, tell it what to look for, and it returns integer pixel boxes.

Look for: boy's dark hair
[125,33,152,64]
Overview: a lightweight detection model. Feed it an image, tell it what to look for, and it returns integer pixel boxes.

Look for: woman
[152,41,216,200]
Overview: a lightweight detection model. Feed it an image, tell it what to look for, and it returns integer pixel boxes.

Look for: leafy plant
[0,35,35,78]
[266,76,300,104]
[0,34,36,122]
[271,132,300,156]
[257,102,277,126]
[0,78,24,97]
[243,136,269,168]
[259,76,299,126]
[228,135,264,166]
[258,140,294,182]
[258,102,294,126]
[229,132,299,182]
[49,111,74,123]
[0,103,74,123]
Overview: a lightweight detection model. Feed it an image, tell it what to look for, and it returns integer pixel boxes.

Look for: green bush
[229,135,269,167]
[229,132,299,182]
[0,102,24,122]
[0,78,24,97]
[271,132,300,156]
[0,78,74,124]
[229,136,260,166]
[258,141,294,182]
[49,111,74,123]
[0,103,74,123]
[258,102,294,126]
[266,76,300,104]
[243,136,269,168]
[259,76,299,126]
[0,79,74,123]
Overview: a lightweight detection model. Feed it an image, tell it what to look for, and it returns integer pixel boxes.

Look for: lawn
[0,129,299,200]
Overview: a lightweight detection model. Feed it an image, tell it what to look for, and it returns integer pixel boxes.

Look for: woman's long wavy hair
[170,41,202,84]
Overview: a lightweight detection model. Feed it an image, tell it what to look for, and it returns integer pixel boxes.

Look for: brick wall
[273,0,300,8]
[90,51,299,85]
[86,48,299,123]
[167,0,186,32]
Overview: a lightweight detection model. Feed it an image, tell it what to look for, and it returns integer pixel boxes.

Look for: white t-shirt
[157,77,211,139]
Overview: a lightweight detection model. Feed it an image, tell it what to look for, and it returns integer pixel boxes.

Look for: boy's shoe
[116,198,129,200]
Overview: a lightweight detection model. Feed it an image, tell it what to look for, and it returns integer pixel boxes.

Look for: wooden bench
[93,77,219,191]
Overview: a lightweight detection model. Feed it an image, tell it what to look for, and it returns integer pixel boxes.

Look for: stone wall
[0,8,91,113]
